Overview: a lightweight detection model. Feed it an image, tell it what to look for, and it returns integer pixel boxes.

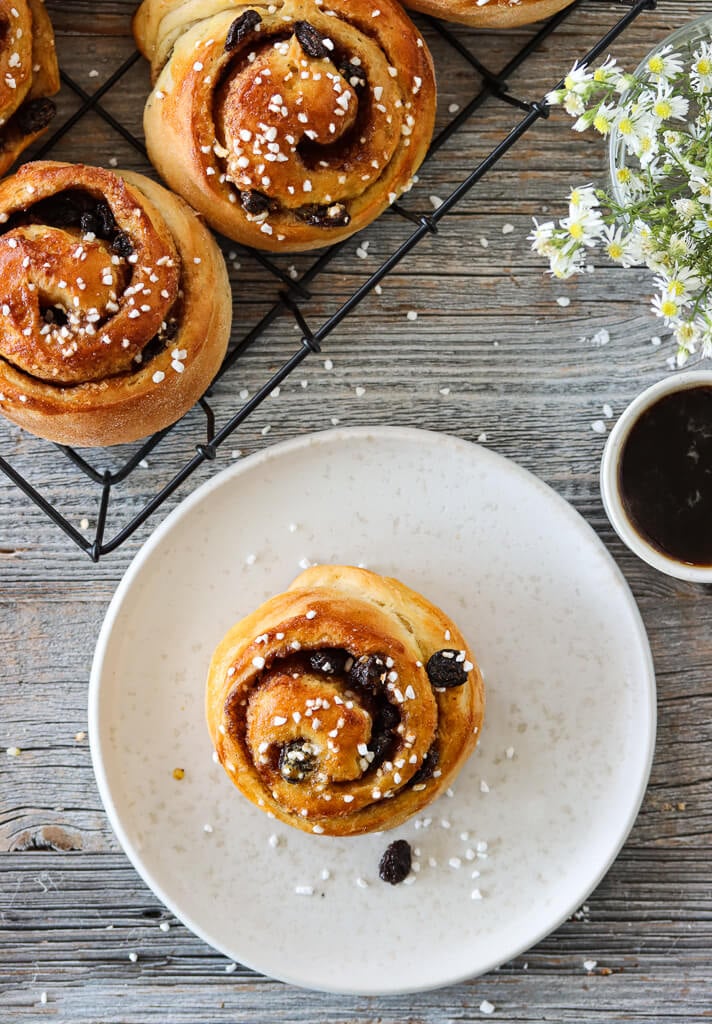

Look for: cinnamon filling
[225,648,403,784]
[0,189,182,387]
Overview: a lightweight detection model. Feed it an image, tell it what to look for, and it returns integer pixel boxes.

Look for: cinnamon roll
[402,0,574,28]
[0,161,232,447]
[133,0,437,252]
[0,1,60,176]
[206,566,485,836]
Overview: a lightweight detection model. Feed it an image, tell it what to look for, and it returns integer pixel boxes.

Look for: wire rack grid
[0,0,656,561]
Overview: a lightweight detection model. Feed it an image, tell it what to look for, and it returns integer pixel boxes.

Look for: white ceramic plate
[90,427,656,995]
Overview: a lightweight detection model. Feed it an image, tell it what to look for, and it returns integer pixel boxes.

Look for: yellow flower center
[568,222,585,240]
[696,58,712,75]
[618,116,634,136]
[668,279,686,297]
[607,241,625,260]
[647,55,665,74]
[654,100,673,119]
[660,298,678,318]
[593,113,611,134]
[616,167,631,184]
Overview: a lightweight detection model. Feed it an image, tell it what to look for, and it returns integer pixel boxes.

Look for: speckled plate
[89,427,656,995]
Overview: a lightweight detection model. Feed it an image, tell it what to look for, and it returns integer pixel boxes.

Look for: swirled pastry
[402,0,574,28]
[206,566,485,836]
[0,161,232,447]
[0,1,60,175]
[133,0,437,252]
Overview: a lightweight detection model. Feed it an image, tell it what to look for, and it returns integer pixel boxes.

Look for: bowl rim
[600,369,712,583]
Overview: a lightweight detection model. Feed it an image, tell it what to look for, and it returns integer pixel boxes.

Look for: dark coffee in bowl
[619,385,712,567]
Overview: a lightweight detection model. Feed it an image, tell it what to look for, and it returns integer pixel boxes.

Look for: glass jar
[608,12,712,204]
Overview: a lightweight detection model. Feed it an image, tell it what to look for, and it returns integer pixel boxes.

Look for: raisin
[225,9,262,51]
[377,701,399,732]
[366,700,399,765]
[278,740,317,783]
[300,203,351,228]
[94,201,117,239]
[42,306,68,326]
[294,21,328,60]
[309,648,349,675]
[410,744,438,785]
[348,654,386,694]
[111,231,134,258]
[15,97,56,135]
[426,650,469,688]
[77,197,114,237]
[240,189,272,216]
[368,727,393,765]
[161,318,179,341]
[379,839,412,885]
[339,61,367,90]
[79,211,99,236]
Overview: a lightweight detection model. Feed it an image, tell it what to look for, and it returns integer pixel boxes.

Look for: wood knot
[10,825,83,852]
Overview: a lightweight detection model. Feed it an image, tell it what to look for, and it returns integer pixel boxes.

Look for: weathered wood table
[1,1,711,1020]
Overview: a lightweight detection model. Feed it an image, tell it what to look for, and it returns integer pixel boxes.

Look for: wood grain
[1,0,712,1020]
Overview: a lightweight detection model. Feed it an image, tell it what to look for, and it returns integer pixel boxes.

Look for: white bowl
[600,370,712,583]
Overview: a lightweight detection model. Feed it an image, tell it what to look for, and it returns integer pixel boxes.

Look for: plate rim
[89,425,657,995]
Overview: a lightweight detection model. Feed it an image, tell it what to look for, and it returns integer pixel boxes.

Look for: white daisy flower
[673,197,700,223]
[528,219,556,256]
[673,317,702,354]
[563,92,586,118]
[601,224,638,267]
[645,45,685,82]
[548,244,586,280]
[592,56,620,85]
[562,62,594,95]
[690,41,712,92]
[651,291,682,324]
[689,171,712,206]
[650,83,689,123]
[592,101,618,136]
[654,265,701,302]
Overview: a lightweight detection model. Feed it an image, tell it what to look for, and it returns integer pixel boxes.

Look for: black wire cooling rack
[0,0,655,561]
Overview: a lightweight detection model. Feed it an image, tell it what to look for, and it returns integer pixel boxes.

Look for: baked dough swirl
[0,0,60,175]
[133,0,437,252]
[207,566,485,836]
[401,0,574,28]
[0,161,232,446]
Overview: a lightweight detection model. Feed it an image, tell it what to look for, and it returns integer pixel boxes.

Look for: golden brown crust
[133,0,437,253]
[0,0,60,176]
[402,0,574,28]
[206,566,485,837]
[0,161,232,447]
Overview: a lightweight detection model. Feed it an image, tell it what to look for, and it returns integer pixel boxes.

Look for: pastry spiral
[0,161,232,447]
[133,0,437,252]
[206,566,485,836]
[402,0,574,28]
[0,0,60,176]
